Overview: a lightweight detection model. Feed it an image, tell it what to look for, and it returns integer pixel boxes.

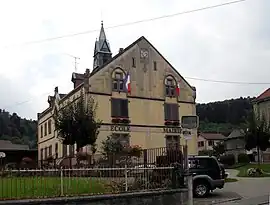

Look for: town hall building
[37,22,198,161]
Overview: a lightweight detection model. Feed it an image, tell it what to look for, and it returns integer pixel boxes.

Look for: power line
[3,0,249,48]
[3,92,50,110]
[185,77,270,85]
[4,75,269,110]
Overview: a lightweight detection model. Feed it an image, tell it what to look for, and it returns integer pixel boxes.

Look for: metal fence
[37,146,186,169]
[0,146,189,201]
[0,166,186,200]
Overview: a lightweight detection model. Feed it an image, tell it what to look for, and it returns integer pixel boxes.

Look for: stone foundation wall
[0,189,189,205]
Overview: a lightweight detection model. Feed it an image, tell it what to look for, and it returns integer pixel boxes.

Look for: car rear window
[189,158,219,169]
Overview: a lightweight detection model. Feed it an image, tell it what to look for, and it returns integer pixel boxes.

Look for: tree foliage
[54,94,101,151]
[244,111,270,152]
[197,97,254,135]
[0,110,37,148]
[212,142,225,157]
[101,135,125,156]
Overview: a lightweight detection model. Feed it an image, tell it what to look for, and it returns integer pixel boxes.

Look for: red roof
[256,88,270,101]
[199,133,225,140]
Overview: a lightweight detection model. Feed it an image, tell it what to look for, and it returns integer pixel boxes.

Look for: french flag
[176,81,180,96]
[125,72,131,93]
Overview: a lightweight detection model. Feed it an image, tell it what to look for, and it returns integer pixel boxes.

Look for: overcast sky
[0,0,269,120]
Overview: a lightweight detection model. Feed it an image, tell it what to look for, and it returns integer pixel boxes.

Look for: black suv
[188,156,225,197]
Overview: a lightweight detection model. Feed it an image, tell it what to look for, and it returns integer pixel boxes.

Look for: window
[165,78,176,97]
[111,98,129,118]
[44,147,48,159]
[166,135,180,149]
[44,122,47,136]
[208,140,214,146]
[164,103,179,121]
[55,143,58,158]
[189,158,217,169]
[63,144,67,157]
[153,61,157,71]
[198,141,204,147]
[132,57,136,67]
[40,148,43,160]
[112,72,124,92]
[112,133,130,147]
[69,145,75,157]
[49,145,52,156]
[40,125,43,138]
[48,119,52,134]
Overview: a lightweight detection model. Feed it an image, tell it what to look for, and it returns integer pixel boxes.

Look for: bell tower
[93,21,112,71]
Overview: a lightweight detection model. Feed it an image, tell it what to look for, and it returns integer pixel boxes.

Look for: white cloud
[0,0,269,119]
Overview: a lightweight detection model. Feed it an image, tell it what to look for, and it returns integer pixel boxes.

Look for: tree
[244,110,270,165]
[212,142,225,158]
[53,93,101,152]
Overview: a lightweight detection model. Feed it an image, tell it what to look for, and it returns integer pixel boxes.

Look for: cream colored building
[197,133,225,152]
[37,23,198,161]
[253,88,270,124]
[253,88,270,161]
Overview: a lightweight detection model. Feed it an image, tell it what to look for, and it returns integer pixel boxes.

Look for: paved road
[194,169,270,204]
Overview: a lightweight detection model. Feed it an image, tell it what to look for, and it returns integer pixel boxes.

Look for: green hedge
[219,154,235,166]
[238,153,250,163]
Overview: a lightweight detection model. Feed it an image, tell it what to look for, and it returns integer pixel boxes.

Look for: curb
[210,197,242,204]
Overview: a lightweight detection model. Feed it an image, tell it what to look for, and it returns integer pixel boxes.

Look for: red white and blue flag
[176,81,180,96]
[125,72,131,93]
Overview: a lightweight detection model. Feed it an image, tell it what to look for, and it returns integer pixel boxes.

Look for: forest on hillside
[197,97,255,136]
[0,109,37,149]
[0,97,254,148]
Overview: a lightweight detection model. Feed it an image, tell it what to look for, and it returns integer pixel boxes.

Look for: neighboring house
[0,140,37,166]
[224,129,246,162]
[37,21,198,162]
[252,88,270,162]
[197,133,225,151]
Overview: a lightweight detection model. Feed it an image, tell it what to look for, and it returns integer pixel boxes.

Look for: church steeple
[93,21,112,70]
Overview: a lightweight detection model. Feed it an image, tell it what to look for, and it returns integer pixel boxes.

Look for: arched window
[112,68,125,92]
[165,77,176,97]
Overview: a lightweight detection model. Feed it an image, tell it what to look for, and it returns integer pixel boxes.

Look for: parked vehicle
[188,156,225,198]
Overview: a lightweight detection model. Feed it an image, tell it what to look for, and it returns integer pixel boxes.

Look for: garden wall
[0,189,189,205]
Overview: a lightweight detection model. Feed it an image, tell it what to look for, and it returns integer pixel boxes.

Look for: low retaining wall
[0,189,189,205]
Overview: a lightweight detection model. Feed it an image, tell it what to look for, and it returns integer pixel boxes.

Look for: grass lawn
[225,178,238,183]
[236,163,270,177]
[0,177,109,200]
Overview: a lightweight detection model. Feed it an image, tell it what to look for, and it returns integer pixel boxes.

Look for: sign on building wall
[110,125,130,132]
[181,116,199,129]
[163,127,182,133]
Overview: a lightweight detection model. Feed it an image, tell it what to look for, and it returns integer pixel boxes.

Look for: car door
[198,158,221,180]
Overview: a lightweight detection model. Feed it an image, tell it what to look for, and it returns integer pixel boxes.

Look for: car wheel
[193,180,210,198]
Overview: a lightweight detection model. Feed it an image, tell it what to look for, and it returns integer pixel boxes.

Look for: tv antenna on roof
[63,53,80,72]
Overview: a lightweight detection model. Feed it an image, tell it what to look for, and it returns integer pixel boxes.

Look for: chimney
[119,48,124,53]
[84,68,90,93]
[54,86,59,94]
[71,73,84,89]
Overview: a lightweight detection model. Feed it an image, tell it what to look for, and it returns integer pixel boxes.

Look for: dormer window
[112,70,125,92]
[165,78,176,97]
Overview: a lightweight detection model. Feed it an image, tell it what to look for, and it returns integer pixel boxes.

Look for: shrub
[247,168,263,177]
[238,153,250,163]
[198,150,214,156]
[219,154,235,166]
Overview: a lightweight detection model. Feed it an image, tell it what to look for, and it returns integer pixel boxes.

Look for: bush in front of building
[219,154,235,166]
[238,153,250,163]
[198,150,214,156]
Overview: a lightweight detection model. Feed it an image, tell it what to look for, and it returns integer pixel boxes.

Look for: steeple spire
[93,21,112,70]
[99,21,106,41]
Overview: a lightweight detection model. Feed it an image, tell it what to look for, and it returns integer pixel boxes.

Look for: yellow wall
[37,37,198,160]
